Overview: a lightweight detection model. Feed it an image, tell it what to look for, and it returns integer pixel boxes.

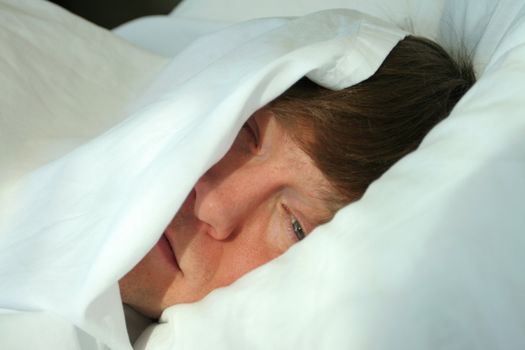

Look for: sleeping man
[119,36,475,321]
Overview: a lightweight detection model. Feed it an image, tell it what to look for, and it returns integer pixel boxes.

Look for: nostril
[204,223,223,240]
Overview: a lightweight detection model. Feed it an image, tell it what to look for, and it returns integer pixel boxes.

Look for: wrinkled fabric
[0,1,410,349]
[0,1,167,349]
[125,0,525,349]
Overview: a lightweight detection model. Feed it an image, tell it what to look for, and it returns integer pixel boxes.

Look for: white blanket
[0,1,406,349]
[1,0,525,349]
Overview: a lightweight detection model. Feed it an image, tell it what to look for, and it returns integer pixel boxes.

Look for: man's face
[119,109,339,318]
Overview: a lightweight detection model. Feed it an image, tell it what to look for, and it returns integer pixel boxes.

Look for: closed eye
[282,204,307,242]
[291,217,305,241]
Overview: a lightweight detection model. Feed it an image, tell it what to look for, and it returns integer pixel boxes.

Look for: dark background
[49,0,181,29]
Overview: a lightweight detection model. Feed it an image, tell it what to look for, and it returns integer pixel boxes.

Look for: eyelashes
[282,204,306,242]
[291,216,306,241]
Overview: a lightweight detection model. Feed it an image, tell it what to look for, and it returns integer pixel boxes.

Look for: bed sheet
[0,0,167,349]
[1,0,524,349]
[130,0,525,349]
[0,1,408,349]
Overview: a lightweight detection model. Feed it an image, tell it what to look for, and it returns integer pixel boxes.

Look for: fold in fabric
[0,3,406,349]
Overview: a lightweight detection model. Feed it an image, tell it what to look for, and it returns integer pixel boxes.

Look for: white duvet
[1,0,525,349]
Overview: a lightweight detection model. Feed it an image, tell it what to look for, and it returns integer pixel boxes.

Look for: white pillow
[0,0,167,186]
[114,16,230,57]
[0,2,407,350]
[1,0,524,350]
[129,0,525,349]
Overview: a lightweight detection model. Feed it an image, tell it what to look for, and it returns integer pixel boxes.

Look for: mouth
[159,233,182,272]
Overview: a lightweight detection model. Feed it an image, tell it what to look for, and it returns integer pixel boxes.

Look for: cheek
[177,235,222,280]
[164,203,293,302]
[119,245,177,312]
[177,231,279,299]
[215,217,286,285]
[153,236,225,305]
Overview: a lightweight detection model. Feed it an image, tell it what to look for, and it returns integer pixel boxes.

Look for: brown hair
[270,35,476,204]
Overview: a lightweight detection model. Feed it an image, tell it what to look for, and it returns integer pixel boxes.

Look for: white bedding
[0,0,168,348]
[1,0,524,349]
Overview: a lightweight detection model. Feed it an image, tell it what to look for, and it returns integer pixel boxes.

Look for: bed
[1,0,524,349]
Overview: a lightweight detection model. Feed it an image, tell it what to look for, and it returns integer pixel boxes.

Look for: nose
[193,163,269,241]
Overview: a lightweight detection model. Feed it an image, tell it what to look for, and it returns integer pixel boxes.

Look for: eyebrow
[298,183,347,229]
[283,162,348,228]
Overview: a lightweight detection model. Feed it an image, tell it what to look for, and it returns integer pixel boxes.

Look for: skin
[119,108,341,319]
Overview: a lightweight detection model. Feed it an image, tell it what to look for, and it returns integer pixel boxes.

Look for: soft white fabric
[1,0,524,349]
[0,0,168,186]
[0,1,410,350]
[0,1,168,349]
[113,16,229,57]
[127,0,525,349]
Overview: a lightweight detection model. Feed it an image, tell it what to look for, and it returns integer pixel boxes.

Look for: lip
[157,233,181,272]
